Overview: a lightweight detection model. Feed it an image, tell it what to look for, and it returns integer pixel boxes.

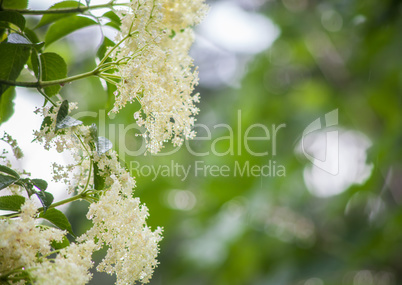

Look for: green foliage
[39,208,75,236]
[0,86,15,125]
[102,11,121,30]
[0,34,31,95]
[0,195,25,211]
[0,0,28,9]
[0,163,54,213]
[32,52,68,96]
[0,164,20,178]
[97,36,114,60]
[45,15,97,46]
[35,190,54,212]
[0,11,25,31]
[24,27,41,45]
[55,100,83,130]
[89,124,112,190]
[0,173,18,190]
[40,115,52,131]
[2,1,402,284]
[51,235,70,250]
[35,1,85,29]
[31,178,48,191]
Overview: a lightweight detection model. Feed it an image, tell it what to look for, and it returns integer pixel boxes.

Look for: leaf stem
[0,30,139,93]
[37,190,94,213]
[0,69,99,88]
[98,30,139,66]
[36,88,56,106]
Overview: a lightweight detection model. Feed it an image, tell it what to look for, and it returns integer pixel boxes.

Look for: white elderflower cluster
[32,241,96,285]
[109,0,208,154]
[79,174,162,284]
[33,102,79,152]
[34,104,94,194]
[0,199,65,276]
[1,1,208,283]
[1,132,23,159]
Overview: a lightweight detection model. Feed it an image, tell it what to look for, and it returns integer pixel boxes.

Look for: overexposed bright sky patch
[198,1,279,54]
[1,89,72,206]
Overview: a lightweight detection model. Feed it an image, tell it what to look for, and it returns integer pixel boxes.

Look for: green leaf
[0,165,19,178]
[30,49,40,79]
[56,115,83,130]
[169,29,176,39]
[45,15,97,46]
[56,100,69,126]
[1,0,28,9]
[36,191,54,213]
[39,208,75,236]
[55,100,82,130]
[96,136,113,155]
[17,178,36,197]
[24,28,40,44]
[88,123,97,152]
[0,173,18,190]
[31,178,48,191]
[24,28,44,52]
[0,27,6,42]
[36,1,85,29]
[0,11,25,31]
[96,36,114,60]
[0,195,25,211]
[16,67,36,82]
[106,82,117,109]
[103,11,121,26]
[0,86,15,125]
[39,116,52,132]
[0,37,31,95]
[33,52,67,97]
[91,126,106,190]
[51,235,70,250]
[93,162,105,190]
[103,11,121,31]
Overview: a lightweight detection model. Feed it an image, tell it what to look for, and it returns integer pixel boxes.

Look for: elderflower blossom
[109,0,208,154]
[1,132,23,159]
[34,104,94,194]
[0,0,208,283]
[0,199,65,275]
[33,102,79,152]
[79,155,162,284]
[32,241,96,285]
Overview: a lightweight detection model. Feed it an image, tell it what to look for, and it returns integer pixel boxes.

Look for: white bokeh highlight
[298,128,373,197]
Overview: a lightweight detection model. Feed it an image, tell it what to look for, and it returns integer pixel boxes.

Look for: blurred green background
[23,0,402,284]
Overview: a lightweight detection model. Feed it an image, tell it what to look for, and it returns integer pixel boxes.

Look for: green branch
[0,190,97,219]
[37,190,97,212]
[0,29,139,91]
[2,2,129,15]
[0,69,100,88]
